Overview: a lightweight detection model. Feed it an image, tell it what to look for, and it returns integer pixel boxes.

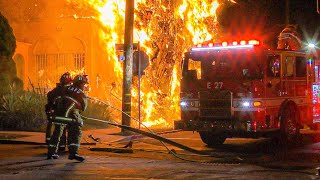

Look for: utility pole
[122,0,134,135]
[138,42,141,129]
[285,0,290,25]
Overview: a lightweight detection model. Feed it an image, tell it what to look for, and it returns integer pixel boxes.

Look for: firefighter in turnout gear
[45,72,72,151]
[47,74,89,161]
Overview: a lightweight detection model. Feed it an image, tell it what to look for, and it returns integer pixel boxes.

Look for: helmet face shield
[83,75,89,84]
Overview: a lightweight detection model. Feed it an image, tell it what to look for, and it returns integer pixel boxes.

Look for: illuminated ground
[1,129,320,179]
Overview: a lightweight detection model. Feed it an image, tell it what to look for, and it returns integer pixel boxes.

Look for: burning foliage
[59,0,225,127]
[64,0,225,128]
[1,0,234,129]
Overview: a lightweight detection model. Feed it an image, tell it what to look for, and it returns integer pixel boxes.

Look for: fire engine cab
[174,39,319,146]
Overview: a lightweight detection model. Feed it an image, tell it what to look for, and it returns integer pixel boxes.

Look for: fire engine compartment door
[281,53,309,97]
[281,55,296,96]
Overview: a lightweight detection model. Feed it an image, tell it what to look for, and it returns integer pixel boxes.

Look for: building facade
[11,16,114,96]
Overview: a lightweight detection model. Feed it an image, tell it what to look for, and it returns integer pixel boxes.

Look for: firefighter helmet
[73,74,89,86]
[60,72,72,85]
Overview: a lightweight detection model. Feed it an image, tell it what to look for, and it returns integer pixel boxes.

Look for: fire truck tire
[279,104,301,145]
[199,131,227,147]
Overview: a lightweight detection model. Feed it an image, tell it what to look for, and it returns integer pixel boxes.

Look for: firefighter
[47,74,89,162]
[45,72,72,151]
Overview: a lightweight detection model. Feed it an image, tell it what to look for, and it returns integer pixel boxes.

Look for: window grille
[35,54,48,71]
[74,53,85,70]
[35,53,85,88]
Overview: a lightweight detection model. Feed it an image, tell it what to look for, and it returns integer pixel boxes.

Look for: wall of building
[0,0,125,98]
[9,16,120,98]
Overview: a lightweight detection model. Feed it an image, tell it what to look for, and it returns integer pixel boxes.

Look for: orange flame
[67,0,222,129]
[176,0,219,44]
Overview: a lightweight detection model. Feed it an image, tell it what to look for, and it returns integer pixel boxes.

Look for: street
[1,129,320,179]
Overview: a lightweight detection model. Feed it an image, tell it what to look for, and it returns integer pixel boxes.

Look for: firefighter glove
[73,113,84,127]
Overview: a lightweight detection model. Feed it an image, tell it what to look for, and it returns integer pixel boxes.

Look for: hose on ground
[84,96,242,163]
[81,115,243,163]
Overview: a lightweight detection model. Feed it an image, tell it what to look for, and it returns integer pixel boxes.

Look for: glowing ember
[66,0,223,129]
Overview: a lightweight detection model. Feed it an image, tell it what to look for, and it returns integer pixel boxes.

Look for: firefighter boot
[47,153,59,160]
[68,154,85,162]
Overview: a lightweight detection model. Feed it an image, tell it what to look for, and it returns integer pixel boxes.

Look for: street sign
[119,55,125,62]
[133,50,149,76]
[115,43,140,62]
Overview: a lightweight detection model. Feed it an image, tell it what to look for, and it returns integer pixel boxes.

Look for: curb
[0,139,96,146]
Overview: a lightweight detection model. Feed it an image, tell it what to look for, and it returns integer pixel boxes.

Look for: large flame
[176,0,219,44]
[66,0,223,129]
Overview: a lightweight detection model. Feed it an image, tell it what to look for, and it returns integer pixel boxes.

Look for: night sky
[289,0,319,41]
[218,0,319,43]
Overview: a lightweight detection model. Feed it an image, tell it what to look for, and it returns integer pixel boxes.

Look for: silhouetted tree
[0,12,23,95]
[0,12,16,56]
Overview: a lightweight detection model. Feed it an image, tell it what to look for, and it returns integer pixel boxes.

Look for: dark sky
[289,0,319,40]
[218,0,319,42]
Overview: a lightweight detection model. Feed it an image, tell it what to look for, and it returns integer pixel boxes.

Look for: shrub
[0,12,23,95]
[0,85,112,131]
[0,12,16,57]
[0,87,47,131]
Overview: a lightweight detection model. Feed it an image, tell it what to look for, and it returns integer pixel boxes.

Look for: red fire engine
[174,39,319,146]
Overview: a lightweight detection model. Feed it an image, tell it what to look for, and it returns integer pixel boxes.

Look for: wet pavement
[1,128,320,179]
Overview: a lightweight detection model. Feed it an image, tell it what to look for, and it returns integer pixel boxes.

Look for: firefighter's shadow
[59,160,84,178]
[51,151,85,178]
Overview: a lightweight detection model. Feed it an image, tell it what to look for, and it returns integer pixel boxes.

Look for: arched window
[33,39,59,85]
[60,37,86,71]
[33,38,86,89]
[13,54,25,81]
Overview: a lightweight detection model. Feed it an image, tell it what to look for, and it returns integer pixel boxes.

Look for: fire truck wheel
[198,131,227,147]
[279,105,301,145]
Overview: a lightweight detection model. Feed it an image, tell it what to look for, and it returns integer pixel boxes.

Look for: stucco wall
[9,17,117,97]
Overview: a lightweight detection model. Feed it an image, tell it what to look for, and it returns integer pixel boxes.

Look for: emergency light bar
[191,40,260,52]
[191,44,254,51]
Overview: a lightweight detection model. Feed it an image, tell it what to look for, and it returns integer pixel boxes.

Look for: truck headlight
[242,101,250,107]
[180,101,188,107]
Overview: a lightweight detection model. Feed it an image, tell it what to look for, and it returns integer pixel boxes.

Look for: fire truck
[174,39,319,146]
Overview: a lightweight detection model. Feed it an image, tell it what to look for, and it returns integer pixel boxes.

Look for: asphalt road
[1,129,320,179]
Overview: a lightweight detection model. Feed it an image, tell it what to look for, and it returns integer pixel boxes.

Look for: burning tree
[64,0,223,128]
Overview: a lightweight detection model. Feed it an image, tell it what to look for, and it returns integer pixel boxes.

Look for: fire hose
[82,115,208,156]
[83,96,243,163]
